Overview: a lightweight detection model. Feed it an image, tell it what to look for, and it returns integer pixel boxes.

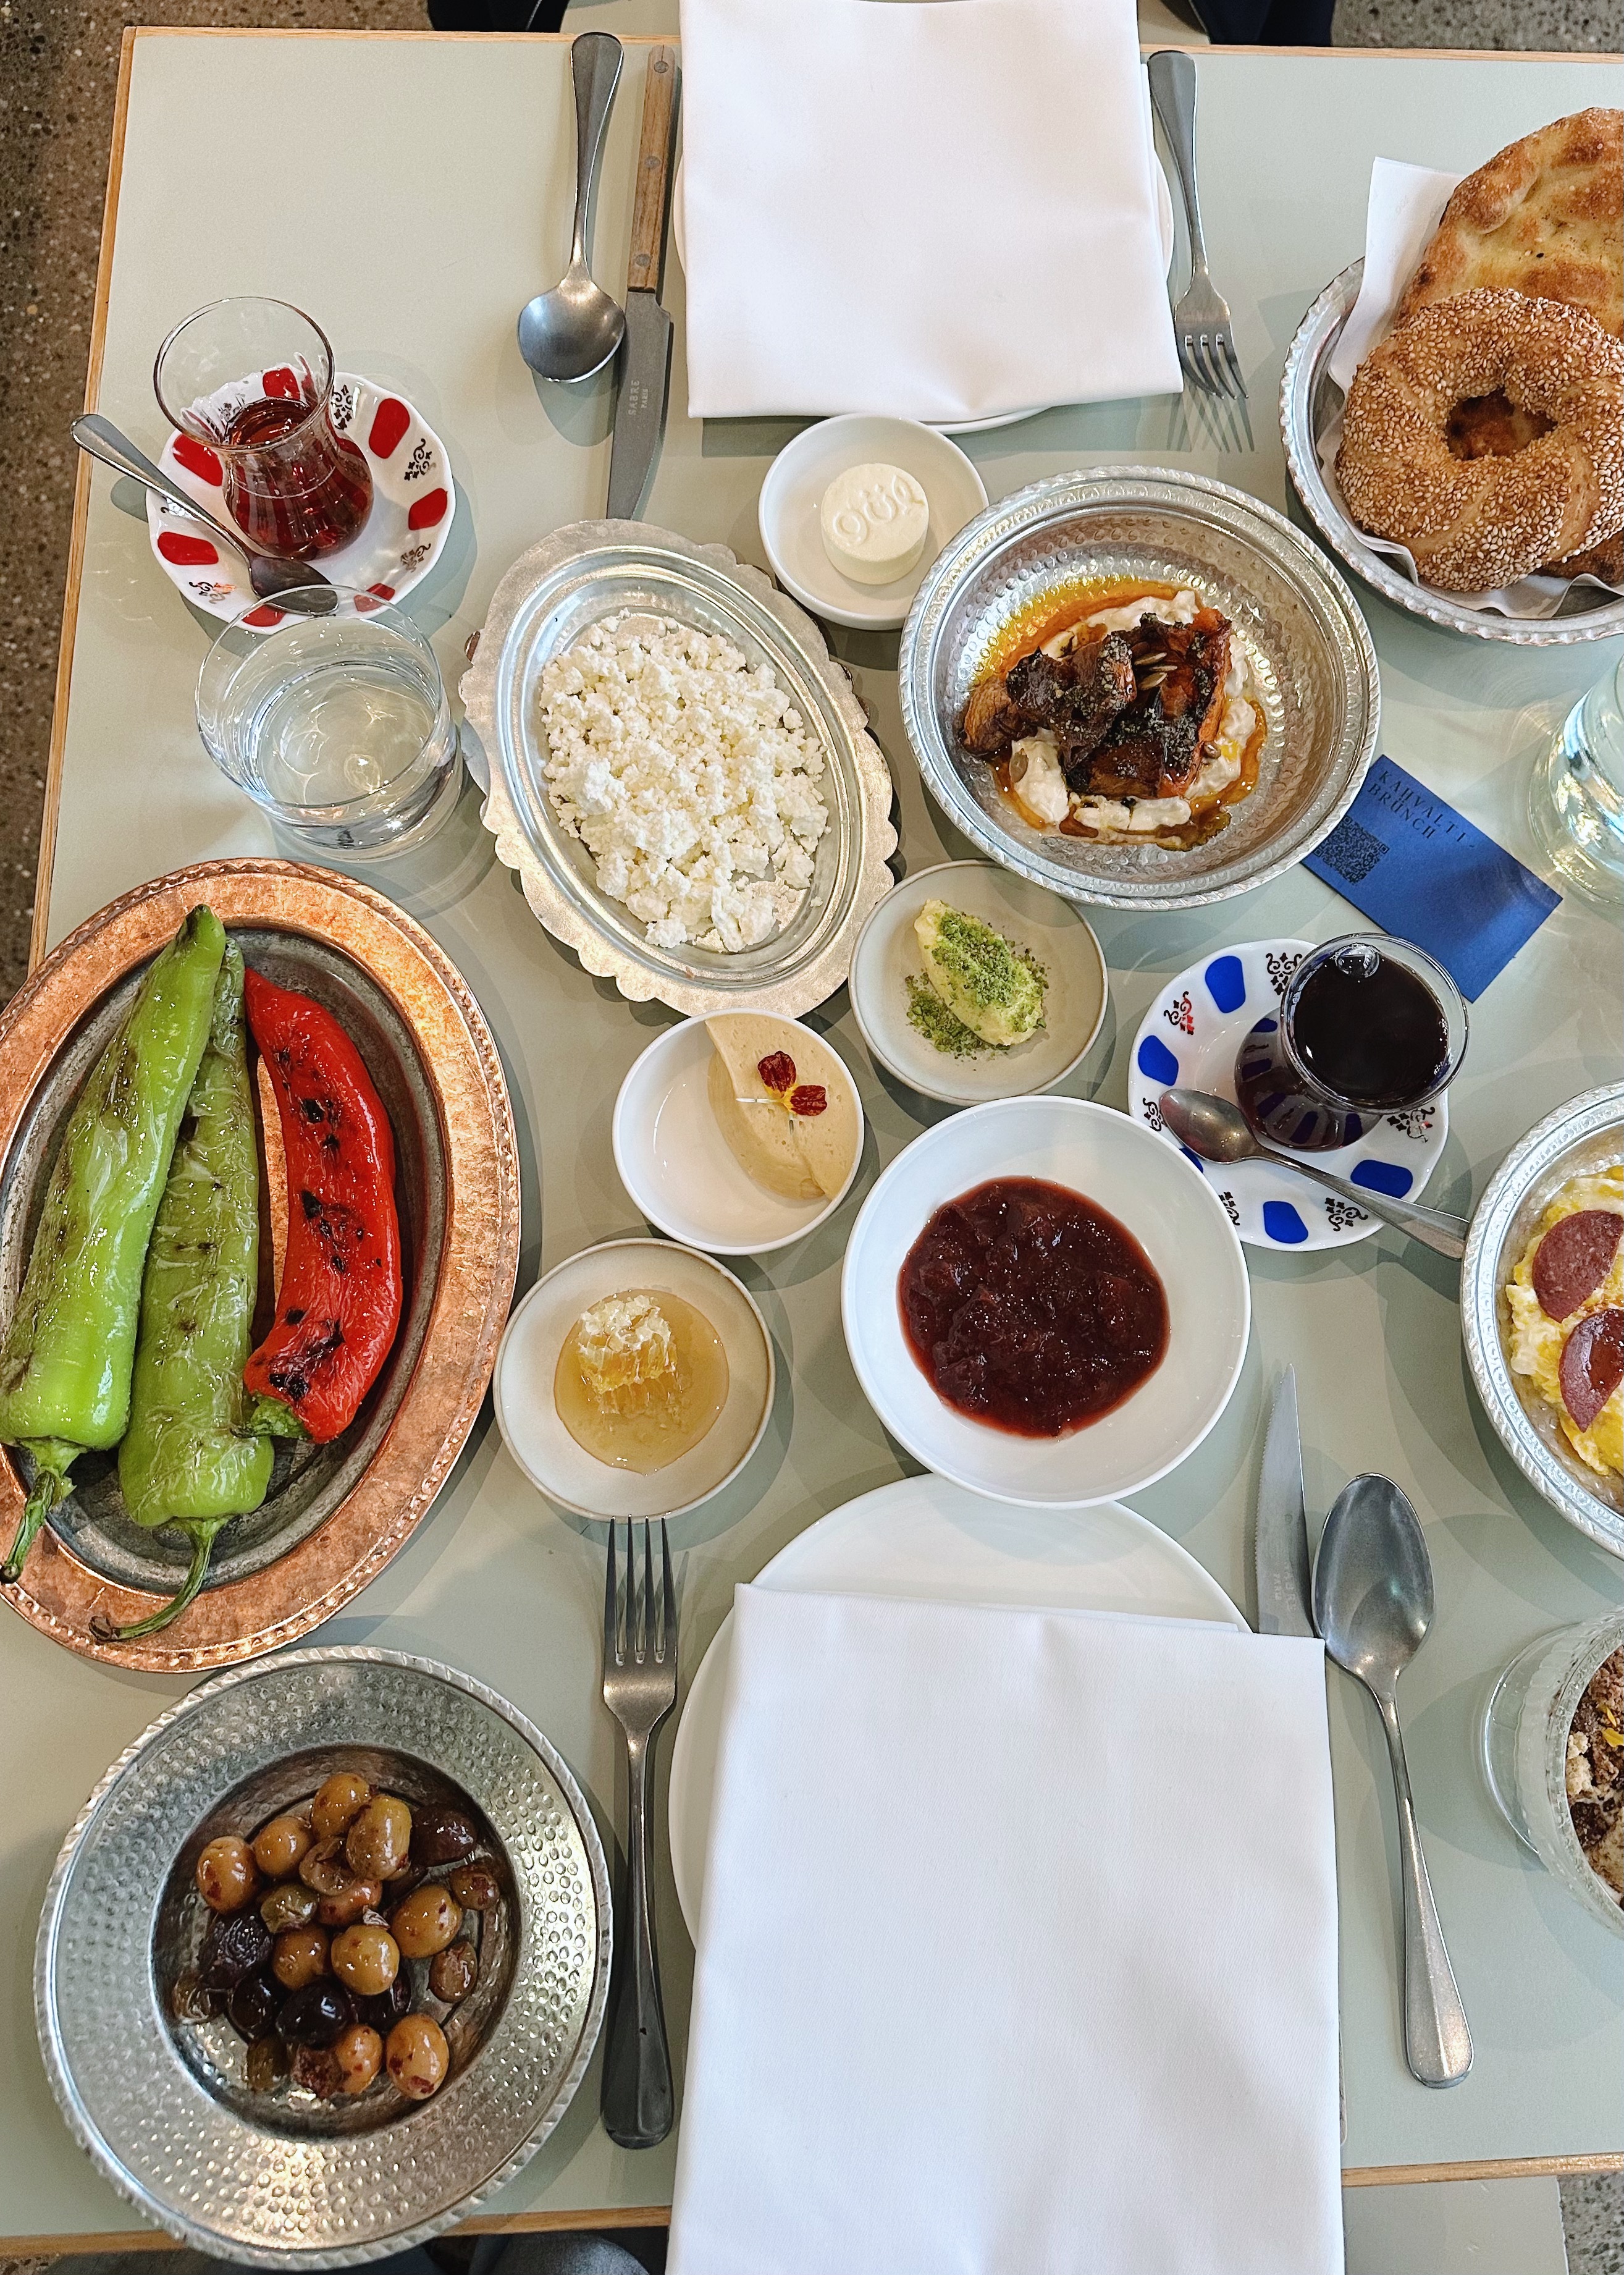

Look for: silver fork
[600,1518,677,2148]
[1148,49,1246,401]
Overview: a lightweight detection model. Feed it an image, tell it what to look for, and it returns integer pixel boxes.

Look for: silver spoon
[72,413,337,613]
[1314,1474,1473,2090]
[1158,1087,1469,1260]
[517,32,626,384]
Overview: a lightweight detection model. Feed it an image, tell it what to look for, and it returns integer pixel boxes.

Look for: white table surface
[3,26,1622,2246]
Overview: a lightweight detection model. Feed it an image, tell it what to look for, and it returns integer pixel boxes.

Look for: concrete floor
[0,0,1619,2264]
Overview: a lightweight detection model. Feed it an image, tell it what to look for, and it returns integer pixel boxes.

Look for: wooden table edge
[6,2155,1622,2250]
[27,23,1618,971]
[20,22,1622,2247]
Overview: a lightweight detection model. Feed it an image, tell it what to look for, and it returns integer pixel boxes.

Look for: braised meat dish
[961,607,1234,803]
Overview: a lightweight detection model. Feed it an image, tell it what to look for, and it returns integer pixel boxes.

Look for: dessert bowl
[841,1096,1250,1508]
[898,466,1379,911]
[613,1015,865,1255]
[849,859,1106,1107]
[494,1238,773,1522]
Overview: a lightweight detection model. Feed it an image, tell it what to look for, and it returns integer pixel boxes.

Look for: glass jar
[1481,1613,1623,1937]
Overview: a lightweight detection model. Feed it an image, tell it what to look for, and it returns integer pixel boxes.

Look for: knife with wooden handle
[607,44,680,521]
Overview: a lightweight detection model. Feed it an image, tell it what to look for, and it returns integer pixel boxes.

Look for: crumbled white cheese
[537,613,829,953]
[1008,730,1071,824]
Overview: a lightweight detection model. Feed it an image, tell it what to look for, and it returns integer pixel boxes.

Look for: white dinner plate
[666,1472,1244,1935]
[841,1096,1250,1507]
[1127,939,1450,1252]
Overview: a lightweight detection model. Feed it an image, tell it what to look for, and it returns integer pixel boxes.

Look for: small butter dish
[759,415,987,633]
[613,1013,865,1254]
[850,859,1108,1107]
[494,1237,773,1522]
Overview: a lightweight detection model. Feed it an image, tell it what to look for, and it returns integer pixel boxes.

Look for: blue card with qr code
[1304,757,1560,1002]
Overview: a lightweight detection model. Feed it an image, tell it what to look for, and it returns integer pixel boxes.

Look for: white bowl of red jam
[842,1096,1250,1507]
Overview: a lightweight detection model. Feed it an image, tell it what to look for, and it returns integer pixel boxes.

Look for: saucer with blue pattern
[1127,937,1450,1253]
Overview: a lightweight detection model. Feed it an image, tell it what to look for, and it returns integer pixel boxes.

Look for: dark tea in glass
[155,297,372,562]
[1234,934,1467,1153]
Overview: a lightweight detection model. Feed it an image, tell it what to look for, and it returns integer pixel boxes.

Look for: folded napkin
[1319,157,1624,619]
[678,0,1182,423]
[670,1585,1343,2275]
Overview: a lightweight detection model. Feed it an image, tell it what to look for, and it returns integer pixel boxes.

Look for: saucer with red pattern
[145,373,455,628]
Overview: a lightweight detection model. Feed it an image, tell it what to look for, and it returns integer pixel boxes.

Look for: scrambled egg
[1504,1166,1624,1480]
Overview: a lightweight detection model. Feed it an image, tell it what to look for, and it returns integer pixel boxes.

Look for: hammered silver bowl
[1462,1086,1624,1560]
[35,1648,611,2264]
[464,521,896,1017]
[898,466,1380,911]
[1281,261,1624,648]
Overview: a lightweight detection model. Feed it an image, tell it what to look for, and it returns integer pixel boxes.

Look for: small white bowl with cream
[759,415,988,632]
[494,1237,774,1522]
[613,1011,865,1254]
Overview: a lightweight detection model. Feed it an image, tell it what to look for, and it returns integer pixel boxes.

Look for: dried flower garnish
[789,1085,827,1117]
[757,1051,797,1093]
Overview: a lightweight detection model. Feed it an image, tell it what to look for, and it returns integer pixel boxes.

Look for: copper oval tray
[0,861,519,1671]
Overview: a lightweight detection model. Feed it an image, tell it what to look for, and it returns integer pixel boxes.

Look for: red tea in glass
[156,299,372,562]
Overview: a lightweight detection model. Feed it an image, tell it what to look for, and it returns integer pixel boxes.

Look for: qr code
[1318,815,1387,886]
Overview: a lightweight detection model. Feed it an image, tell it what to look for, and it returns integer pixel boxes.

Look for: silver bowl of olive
[35,1647,612,2265]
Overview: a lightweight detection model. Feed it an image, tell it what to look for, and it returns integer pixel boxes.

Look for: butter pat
[818,463,930,587]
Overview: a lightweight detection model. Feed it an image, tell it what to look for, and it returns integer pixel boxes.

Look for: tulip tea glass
[1233,932,1467,1154]
[156,297,372,562]
[197,591,460,854]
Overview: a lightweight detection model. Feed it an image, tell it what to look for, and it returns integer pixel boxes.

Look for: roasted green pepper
[0,905,226,1583]
[109,943,302,1640]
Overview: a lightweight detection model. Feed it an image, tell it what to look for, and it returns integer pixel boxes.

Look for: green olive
[390,1884,462,1959]
[260,1880,320,1934]
[196,1836,258,1913]
[333,2022,384,2096]
[448,1862,502,1912]
[271,1925,329,1990]
[345,1794,413,1881]
[316,1876,382,1928]
[386,2012,449,2100]
[251,1812,313,1880]
[330,1923,400,1998]
[310,1771,371,1842]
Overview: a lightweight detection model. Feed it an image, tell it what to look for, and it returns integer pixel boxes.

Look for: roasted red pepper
[242,969,402,1444]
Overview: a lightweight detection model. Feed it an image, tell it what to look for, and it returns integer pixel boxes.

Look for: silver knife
[607,44,679,520]
[1256,1366,1315,1636]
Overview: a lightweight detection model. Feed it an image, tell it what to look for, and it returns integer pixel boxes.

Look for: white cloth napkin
[1318,156,1624,620]
[677,0,1182,423]
[669,1585,1343,2275]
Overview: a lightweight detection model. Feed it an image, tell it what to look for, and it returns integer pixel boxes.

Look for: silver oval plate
[35,1648,611,2265]
[465,521,896,1017]
[898,466,1379,911]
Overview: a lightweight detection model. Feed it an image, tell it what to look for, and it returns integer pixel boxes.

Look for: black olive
[410,1805,478,1868]
[276,1979,356,2048]
[355,1973,411,2032]
[228,1969,281,2041]
[289,2041,343,2098]
[200,1909,273,1991]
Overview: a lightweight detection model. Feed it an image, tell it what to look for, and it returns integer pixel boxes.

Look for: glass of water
[196,589,460,853]
[1528,654,1624,906]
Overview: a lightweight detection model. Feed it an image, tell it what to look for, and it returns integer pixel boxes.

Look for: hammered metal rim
[1281,262,1624,649]
[463,520,897,1016]
[897,464,1381,911]
[1462,1085,1624,1559]
[35,1646,612,2265]
[0,861,521,1668]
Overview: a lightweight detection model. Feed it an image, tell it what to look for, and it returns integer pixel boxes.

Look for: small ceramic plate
[146,373,455,627]
[494,1238,773,1522]
[758,416,988,633]
[1127,938,1450,1252]
[841,1096,1249,1508]
[613,1015,865,1254]
[849,859,1106,1105]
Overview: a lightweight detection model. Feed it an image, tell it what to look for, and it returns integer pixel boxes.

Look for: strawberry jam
[899,1177,1168,1437]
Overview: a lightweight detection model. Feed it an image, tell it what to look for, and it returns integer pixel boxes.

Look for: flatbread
[1396,108,1623,339]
